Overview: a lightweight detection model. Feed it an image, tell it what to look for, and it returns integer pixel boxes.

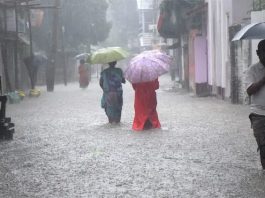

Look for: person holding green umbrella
[91,47,128,123]
[100,61,125,123]
[90,47,129,64]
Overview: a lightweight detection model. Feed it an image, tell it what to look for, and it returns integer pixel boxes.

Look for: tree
[32,0,111,52]
[30,0,111,91]
[61,0,111,50]
[104,0,139,49]
[254,0,265,10]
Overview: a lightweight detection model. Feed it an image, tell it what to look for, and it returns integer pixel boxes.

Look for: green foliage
[61,0,111,48]
[104,0,138,48]
[253,0,265,10]
[31,0,111,53]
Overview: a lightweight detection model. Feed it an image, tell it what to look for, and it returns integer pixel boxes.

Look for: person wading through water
[246,39,265,169]
[100,61,125,124]
[131,78,161,131]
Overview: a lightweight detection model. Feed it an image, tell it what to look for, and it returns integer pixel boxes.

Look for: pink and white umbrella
[125,50,172,83]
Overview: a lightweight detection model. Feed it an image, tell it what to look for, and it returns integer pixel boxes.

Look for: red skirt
[132,79,161,131]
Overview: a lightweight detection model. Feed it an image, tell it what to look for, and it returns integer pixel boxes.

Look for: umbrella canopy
[125,50,172,83]
[232,22,265,41]
[90,47,129,64]
[24,53,48,68]
[74,53,90,60]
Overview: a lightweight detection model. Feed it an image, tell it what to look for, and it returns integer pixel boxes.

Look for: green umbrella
[89,47,129,64]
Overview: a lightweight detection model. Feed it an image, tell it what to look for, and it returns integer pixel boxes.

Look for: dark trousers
[249,113,265,169]
[0,96,7,119]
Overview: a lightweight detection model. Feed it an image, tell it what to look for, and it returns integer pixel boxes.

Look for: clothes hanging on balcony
[157,0,183,38]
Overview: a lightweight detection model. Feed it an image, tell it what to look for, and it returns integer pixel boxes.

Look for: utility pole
[2,4,12,92]
[26,0,33,57]
[46,0,60,92]
[61,26,67,86]
[14,0,19,89]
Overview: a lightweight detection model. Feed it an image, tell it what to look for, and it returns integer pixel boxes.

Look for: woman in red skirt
[132,79,161,131]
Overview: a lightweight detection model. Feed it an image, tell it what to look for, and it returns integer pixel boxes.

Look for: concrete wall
[232,0,252,24]
[206,0,215,88]
[220,0,232,98]
[0,47,6,94]
[229,9,265,104]
[207,0,251,99]
[230,39,251,104]
[228,0,253,104]
[207,0,232,96]
[251,10,265,64]
[195,36,208,84]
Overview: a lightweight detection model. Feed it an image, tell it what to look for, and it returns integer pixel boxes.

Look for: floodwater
[0,75,264,197]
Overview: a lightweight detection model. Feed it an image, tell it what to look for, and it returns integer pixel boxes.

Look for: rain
[0,0,265,197]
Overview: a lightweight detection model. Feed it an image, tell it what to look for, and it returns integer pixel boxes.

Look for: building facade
[157,0,259,104]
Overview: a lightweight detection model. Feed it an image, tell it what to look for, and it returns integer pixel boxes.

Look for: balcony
[139,32,153,47]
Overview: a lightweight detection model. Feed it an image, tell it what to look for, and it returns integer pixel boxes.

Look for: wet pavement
[0,75,265,198]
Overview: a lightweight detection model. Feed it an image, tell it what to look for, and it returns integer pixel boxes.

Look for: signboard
[137,0,154,9]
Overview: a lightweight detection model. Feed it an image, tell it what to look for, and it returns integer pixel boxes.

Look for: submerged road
[0,75,264,198]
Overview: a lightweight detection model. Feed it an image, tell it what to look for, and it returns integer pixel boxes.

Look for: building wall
[220,0,232,98]
[207,0,251,100]
[180,35,188,87]
[251,10,265,65]
[181,34,189,89]
[207,0,216,89]
[194,35,208,96]
[228,0,252,104]
[137,0,158,49]
[236,40,251,104]
[195,36,207,84]
[0,46,6,94]
[188,30,197,92]
[232,0,252,24]
[211,0,233,98]
[215,0,222,91]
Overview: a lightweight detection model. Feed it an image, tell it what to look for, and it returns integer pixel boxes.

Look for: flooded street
[0,76,265,198]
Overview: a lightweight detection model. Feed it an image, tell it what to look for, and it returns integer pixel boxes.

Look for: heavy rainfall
[0,0,265,197]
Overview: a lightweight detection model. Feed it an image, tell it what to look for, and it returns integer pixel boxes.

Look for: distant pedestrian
[246,39,265,169]
[100,61,125,123]
[78,59,89,88]
[132,79,161,131]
